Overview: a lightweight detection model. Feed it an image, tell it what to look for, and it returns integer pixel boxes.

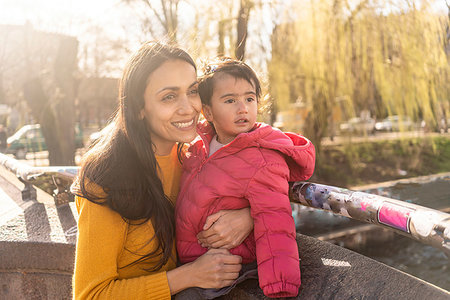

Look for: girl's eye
[246,97,256,102]
[162,94,176,102]
[224,99,235,104]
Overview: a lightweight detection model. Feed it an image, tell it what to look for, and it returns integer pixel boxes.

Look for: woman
[71,42,253,299]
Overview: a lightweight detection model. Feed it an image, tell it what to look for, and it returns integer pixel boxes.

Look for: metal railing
[0,152,449,256]
[290,182,450,257]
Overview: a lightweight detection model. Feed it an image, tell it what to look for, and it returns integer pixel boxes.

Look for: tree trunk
[162,0,179,44]
[235,0,252,61]
[218,20,226,56]
[53,36,78,165]
[22,78,62,164]
[23,36,78,166]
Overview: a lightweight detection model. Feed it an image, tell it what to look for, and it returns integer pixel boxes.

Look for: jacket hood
[192,121,315,181]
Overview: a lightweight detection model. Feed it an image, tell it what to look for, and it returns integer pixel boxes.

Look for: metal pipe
[290,182,450,257]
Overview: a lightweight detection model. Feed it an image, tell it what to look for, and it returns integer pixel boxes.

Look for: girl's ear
[139,109,145,120]
[202,105,214,122]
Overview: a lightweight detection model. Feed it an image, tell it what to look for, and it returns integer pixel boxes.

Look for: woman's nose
[178,94,196,114]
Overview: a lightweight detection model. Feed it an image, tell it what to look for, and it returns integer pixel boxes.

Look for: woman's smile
[172,118,195,129]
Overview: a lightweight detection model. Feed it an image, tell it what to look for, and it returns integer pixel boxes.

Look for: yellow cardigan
[72,146,182,299]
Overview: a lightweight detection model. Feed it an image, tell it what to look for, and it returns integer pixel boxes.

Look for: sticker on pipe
[377,202,415,233]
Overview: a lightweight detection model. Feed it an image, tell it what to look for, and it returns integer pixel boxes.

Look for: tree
[22,32,79,165]
[235,0,253,60]
[268,0,449,152]
[123,0,180,43]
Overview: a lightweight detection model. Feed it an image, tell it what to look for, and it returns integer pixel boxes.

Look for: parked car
[339,117,375,135]
[6,124,84,159]
[375,115,413,132]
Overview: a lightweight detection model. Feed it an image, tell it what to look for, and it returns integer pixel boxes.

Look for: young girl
[175,59,315,298]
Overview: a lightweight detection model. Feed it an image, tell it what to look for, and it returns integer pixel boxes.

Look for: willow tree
[371,3,450,130]
[269,0,357,150]
[269,0,449,151]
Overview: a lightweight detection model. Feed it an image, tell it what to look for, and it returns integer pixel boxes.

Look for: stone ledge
[1,234,449,299]
[0,241,75,273]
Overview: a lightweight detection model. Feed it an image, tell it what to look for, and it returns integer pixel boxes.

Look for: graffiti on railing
[290,182,450,257]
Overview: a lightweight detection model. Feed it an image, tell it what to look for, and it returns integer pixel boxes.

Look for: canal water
[294,174,450,291]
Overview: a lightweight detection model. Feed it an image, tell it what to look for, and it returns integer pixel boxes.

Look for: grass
[312,136,450,188]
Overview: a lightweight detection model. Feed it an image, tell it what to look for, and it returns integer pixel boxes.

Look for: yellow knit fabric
[73,145,182,300]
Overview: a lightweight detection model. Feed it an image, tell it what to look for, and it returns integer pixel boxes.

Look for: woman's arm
[74,196,173,300]
[196,208,254,249]
[75,196,242,299]
[167,248,242,294]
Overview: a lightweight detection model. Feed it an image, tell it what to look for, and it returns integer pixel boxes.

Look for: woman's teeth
[173,119,194,128]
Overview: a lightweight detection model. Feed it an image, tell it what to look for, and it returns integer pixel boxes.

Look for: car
[375,115,413,132]
[339,117,375,135]
[6,124,84,159]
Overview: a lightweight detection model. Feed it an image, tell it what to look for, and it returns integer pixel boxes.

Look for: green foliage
[314,136,450,187]
[268,0,449,147]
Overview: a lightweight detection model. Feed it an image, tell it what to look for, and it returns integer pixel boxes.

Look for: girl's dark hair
[198,58,261,106]
[78,41,196,271]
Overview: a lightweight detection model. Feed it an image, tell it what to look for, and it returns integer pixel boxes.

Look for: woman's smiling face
[141,59,201,155]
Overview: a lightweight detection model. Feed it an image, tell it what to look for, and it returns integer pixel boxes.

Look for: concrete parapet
[0,164,76,299]
[0,241,74,299]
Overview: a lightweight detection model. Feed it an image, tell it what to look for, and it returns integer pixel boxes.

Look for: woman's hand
[197,208,254,249]
[167,249,242,294]
[190,249,242,289]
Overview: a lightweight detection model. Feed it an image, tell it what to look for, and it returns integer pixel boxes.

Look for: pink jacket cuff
[262,281,300,298]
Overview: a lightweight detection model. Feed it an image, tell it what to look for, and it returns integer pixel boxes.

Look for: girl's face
[203,73,257,144]
[141,59,201,155]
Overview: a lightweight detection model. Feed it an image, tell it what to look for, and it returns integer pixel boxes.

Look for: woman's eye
[162,94,176,101]
[189,89,199,96]
[224,99,235,104]
[246,97,256,102]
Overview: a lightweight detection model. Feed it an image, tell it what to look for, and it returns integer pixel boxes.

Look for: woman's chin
[177,130,198,144]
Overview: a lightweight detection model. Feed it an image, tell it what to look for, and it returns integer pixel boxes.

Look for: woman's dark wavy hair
[77,41,196,271]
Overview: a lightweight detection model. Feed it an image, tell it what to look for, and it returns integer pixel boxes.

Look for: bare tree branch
[143,0,166,30]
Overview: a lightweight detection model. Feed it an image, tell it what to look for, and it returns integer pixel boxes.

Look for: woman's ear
[139,109,145,120]
[202,105,214,122]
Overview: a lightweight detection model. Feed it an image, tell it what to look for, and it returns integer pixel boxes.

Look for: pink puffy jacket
[175,122,315,298]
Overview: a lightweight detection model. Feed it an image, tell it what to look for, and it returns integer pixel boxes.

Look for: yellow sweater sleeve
[73,196,171,300]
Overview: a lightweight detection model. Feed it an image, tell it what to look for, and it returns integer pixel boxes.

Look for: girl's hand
[189,249,242,289]
[197,208,254,249]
